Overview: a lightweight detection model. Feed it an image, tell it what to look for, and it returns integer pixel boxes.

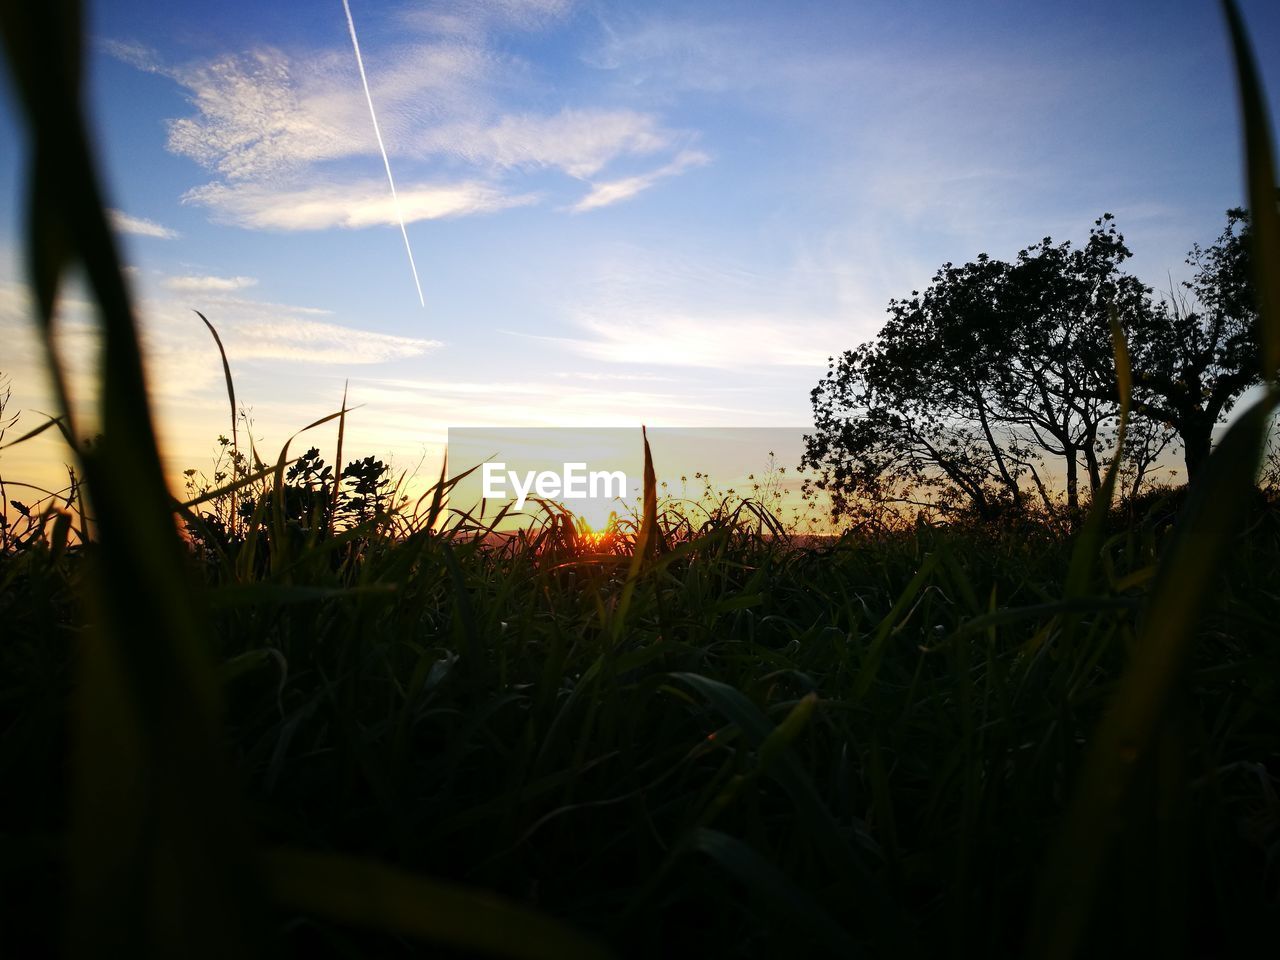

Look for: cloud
[582,16,765,94]
[571,149,710,212]
[98,39,161,72]
[131,291,441,369]
[0,276,448,499]
[106,10,703,228]
[158,44,687,182]
[552,371,677,382]
[155,43,495,180]
[418,108,674,178]
[164,274,257,293]
[549,310,841,369]
[163,48,369,181]
[345,374,755,429]
[0,279,441,406]
[223,316,439,365]
[411,0,574,33]
[108,209,179,239]
[182,178,533,230]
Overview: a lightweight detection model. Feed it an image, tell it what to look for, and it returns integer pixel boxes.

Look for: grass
[5,469,1280,956]
[1,0,1279,957]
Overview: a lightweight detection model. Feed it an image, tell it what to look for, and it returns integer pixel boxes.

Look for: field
[4,465,1280,956]
[2,1,1280,957]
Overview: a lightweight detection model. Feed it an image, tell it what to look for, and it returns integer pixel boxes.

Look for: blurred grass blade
[262,847,613,960]
[1033,11,1280,952]
[1221,0,1280,378]
[1031,391,1274,958]
[1062,310,1131,602]
[1029,10,1280,952]
[1,2,263,955]
[686,828,859,956]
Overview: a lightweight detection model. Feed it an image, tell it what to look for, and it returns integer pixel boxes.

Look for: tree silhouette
[805,253,1023,521]
[804,213,1255,522]
[1126,208,1260,479]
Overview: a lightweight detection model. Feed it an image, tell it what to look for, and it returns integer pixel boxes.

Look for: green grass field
[4,474,1280,956]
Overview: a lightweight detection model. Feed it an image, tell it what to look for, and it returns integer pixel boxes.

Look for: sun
[572,510,621,549]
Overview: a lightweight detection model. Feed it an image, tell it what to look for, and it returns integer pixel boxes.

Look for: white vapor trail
[342,0,426,308]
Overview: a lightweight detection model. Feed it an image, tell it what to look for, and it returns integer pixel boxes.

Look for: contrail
[342,0,425,308]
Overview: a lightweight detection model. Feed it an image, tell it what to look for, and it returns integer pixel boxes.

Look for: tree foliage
[805,212,1261,523]
[1126,208,1259,478]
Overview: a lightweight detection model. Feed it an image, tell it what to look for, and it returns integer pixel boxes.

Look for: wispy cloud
[571,149,709,212]
[105,6,704,230]
[223,316,439,365]
[549,310,840,369]
[158,45,485,181]
[163,274,257,293]
[582,15,770,95]
[401,0,574,38]
[346,373,756,430]
[108,209,179,239]
[132,291,441,369]
[155,43,689,182]
[183,178,533,230]
[0,277,445,493]
[552,371,677,382]
[417,108,675,178]
[0,279,441,405]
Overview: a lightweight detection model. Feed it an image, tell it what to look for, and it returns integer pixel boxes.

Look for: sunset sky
[1,0,1278,502]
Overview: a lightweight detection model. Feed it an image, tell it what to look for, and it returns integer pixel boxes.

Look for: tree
[1125,208,1260,479]
[984,216,1152,512]
[812,251,1042,520]
[805,215,1153,521]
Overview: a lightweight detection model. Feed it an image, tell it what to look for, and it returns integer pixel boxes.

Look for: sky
[1,0,1278,506]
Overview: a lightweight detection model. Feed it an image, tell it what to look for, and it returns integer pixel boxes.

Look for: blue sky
[1,0,1278,494]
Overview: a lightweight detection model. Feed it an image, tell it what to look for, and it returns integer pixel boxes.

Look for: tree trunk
[1083,438,1102,497]
[976,399,1022,510]
[1130,457,1149,501]
[1065,448,1079,514]
[1182,421,1212,482]
[1027,462,1057,516]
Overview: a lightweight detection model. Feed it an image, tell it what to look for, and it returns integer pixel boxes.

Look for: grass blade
[262,847,613,960]
[194,310,240,537]
[1221,0,1280,378]
[1,4,264,954]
